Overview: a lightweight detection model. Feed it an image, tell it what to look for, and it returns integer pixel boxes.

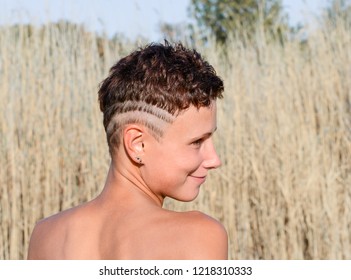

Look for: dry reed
[0,19,350,259]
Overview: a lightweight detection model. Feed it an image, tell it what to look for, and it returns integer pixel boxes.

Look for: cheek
[148,148,200,178]
[144,140,203,180]
[172,148,203,172]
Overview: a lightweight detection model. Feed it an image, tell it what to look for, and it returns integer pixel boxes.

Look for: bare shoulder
[27,207,79,259]
[170,210,228,259]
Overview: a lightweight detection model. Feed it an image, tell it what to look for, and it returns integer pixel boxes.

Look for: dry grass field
[0,18,350,260]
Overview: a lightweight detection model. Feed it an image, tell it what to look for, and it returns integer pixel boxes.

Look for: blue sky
[1,0,330,41]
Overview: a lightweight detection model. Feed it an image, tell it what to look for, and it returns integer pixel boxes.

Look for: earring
[135,156,142,164]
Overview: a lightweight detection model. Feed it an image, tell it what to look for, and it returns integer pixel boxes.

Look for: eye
[192,138,204,147]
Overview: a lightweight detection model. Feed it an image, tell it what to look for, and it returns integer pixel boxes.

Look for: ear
[123,124,145,163]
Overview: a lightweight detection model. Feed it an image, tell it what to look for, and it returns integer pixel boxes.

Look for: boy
[28,42,227,259]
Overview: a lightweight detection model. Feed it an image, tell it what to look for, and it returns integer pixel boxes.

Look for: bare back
[28,198,228,260]
[28,42,228,260]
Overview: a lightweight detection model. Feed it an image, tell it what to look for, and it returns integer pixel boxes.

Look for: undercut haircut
[98,41,224,156]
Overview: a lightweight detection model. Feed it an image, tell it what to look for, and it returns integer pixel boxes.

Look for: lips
[190,175,206,179]
[189,175,207,183]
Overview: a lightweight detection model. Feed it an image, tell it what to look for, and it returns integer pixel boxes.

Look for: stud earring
[135,156,142,163]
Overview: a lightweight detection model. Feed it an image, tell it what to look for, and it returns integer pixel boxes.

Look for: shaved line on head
[114,101,176,122]
[106,101,176,151]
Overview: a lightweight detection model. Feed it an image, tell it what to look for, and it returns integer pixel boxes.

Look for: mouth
[189,175,207,183]
[190,175,206,179]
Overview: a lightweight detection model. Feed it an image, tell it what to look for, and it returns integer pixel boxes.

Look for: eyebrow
[189,127,217,142]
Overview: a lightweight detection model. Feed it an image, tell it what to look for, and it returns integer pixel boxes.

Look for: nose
[203,139,222,169]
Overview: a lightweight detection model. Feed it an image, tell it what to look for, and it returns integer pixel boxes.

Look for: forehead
[164,101,217,138]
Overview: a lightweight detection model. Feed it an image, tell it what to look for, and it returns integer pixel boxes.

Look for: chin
[171,189,201,202]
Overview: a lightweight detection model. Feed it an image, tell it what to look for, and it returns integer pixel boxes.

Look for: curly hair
[98,41,224,156]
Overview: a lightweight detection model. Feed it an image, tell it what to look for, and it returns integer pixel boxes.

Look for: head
[98,41,224,159]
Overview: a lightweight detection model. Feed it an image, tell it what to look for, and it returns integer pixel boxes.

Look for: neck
[99,160,164,208]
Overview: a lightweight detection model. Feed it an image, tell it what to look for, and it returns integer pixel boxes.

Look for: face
[141,101,221,202]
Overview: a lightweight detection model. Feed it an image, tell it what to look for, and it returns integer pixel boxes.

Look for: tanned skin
[28,103,228,260]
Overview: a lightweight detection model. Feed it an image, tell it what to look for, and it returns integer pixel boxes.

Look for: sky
[0,0,330,41]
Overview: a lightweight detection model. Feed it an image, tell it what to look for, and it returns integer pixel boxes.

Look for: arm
[27,222,45,259]
[27,217,63,260]
[183,211,228,260]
